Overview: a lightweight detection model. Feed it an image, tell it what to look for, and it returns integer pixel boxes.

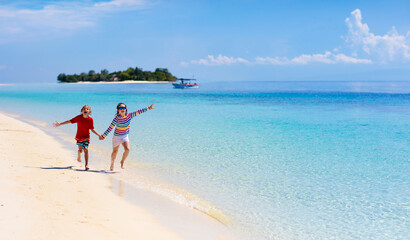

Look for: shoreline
[0,112,235,240]
[9,111,233,227]
[59,80,172,84]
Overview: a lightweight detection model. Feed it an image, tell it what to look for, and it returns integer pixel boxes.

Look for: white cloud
[189,55,250,66]
[254,56,287,65]
[185,52,371,66]
[256,52,371,65]
[290,51,335,64]
[94,0,145,9]
[183,9,408,67]
[0,0,147,42]
[333,53,372,64]
[180,61,189,67]
[345,9,410,62]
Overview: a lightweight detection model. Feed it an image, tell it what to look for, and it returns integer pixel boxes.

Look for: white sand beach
[60,80,171,84]
[0,112,233,240]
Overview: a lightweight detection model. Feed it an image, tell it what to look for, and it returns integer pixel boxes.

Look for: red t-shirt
[70,115,94,141]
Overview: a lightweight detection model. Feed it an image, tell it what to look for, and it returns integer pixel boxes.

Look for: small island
[57,67,177,83]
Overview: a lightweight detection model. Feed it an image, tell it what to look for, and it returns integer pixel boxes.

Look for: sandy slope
[0,112,183,240]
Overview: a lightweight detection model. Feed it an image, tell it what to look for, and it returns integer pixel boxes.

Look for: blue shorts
[76,140,90,149]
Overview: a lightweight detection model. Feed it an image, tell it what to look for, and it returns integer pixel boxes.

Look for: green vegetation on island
[57,67,177,83]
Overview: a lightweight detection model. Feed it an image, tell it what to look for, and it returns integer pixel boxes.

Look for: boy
[53,105,101,171]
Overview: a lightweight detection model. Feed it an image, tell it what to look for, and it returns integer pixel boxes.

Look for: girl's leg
[77,145,83,162]
[120,142,130,169]
[84,147,89,170]
[110,145,120,171]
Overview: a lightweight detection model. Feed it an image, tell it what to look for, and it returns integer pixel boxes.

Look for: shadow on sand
[38,165,117,174]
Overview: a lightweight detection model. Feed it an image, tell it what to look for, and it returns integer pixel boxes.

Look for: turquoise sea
[0,81,409,240]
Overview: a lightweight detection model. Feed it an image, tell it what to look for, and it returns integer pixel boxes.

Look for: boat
[172,78,198,89]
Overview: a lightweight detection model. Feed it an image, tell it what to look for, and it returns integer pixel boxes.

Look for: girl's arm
[53,120,71,128]
[101,117,117,139]
[130,104,155,118]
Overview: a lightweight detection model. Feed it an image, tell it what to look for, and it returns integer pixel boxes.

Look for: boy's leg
[84,147,89,170]
[110,145,120,171]
[120,142,130,169]
[77,145,83,162]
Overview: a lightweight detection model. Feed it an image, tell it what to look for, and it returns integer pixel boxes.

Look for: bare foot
[85,166,89,171]
[110,164,114,171]
[77,157,82,163]
[120,161,125,169]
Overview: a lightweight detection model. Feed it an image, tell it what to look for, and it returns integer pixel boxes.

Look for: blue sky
[0,0,409,83]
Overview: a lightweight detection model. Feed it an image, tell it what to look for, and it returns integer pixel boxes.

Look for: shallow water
[1,81,409,240]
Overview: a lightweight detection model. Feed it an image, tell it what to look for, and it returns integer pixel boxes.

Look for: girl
[53,105,101,171]
[101,103,154,171]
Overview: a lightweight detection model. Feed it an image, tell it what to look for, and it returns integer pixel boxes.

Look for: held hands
[99,135,104,140]
[148,104,155,110]
[52,121,60,128]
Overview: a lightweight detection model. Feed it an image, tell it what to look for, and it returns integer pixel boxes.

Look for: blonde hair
[81,105,92,115]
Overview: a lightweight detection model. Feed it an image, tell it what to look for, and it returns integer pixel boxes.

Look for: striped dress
[102,107,150,139]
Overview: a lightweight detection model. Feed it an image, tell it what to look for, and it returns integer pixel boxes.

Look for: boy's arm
[53,120,71,128]
[91,129,101,138]
[130,104,155,118]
